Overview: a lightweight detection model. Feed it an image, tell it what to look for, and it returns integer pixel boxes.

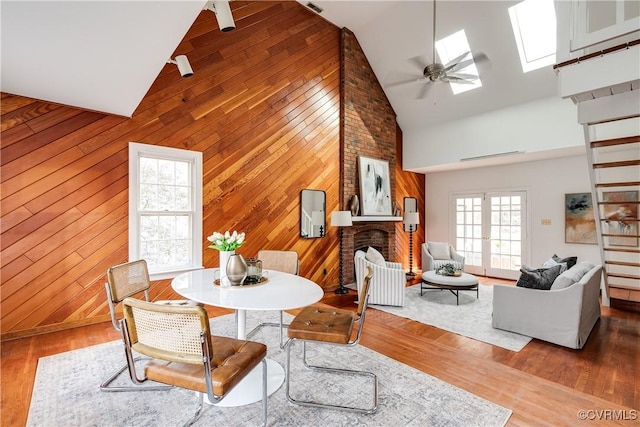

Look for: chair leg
[261,358,268,427]
[246,310,288,349]
[100,356,171,392]
[182,390,204,427]
[285,339,378,414]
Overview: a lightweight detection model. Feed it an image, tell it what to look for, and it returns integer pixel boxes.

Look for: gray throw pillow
[552,254,578,269]
[516,265,563,290]
[542,257,568,273]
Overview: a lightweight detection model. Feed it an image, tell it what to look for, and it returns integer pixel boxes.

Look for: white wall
[403,96,585,172]
[425,154,601,269]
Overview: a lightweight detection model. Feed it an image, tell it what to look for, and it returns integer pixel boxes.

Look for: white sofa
[354,250,405,306]
[492,262,602,349]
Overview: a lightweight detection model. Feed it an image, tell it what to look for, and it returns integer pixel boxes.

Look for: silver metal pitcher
[226,253,248,286]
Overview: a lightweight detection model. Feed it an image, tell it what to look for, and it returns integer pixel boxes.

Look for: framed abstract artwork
[602,191,639,247]
[565,193,597,244]
[358,156,392,216]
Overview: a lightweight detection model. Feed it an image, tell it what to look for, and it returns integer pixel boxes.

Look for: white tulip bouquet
[207,230,246,251]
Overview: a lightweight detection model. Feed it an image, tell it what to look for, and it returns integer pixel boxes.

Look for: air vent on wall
[460,151,524,162]
[306,2,323,14]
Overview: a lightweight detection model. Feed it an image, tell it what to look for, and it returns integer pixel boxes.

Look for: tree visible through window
[129,143,203,278]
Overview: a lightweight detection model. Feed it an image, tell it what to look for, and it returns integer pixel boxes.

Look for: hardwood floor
[2,277,638,426]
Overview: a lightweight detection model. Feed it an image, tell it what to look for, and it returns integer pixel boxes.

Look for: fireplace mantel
[352,216,402,222]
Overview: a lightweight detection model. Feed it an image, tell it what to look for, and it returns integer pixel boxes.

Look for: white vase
[219,250,235,282]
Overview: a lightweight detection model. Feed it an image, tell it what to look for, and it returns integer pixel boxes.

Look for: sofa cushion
[551,261,595,290]
[516,265,563,290]
[552,254,578,269]
[365,247,386,267]
[428,242,451,260]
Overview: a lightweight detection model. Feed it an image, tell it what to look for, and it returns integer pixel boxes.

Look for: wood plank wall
[395,123,426,272]
[0,1,424,340]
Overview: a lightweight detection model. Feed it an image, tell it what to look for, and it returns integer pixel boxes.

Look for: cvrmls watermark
[577,409,638,421]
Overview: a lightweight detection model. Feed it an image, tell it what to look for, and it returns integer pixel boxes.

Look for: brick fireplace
[335,27,424,290]
[342,221,397,284]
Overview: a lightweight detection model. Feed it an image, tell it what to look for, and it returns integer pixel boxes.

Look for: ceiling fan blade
[443,75,475,84]
[446,72,478,80]
[446,52,490,73]
[445,58,473,72]
[474,52,490,65]
[408,56,429,74]
[443,51,471,70]
[415,82,431,100]
[386,77,422,88]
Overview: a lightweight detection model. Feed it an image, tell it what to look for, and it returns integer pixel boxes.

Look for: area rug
[27,311,512,427]
[374,284,532,352]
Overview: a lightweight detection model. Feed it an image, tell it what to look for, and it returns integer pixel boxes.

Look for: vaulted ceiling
[1,1,558,132]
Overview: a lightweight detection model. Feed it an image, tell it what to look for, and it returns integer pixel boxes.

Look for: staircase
[584,118,640,307]
[555,39,640,307]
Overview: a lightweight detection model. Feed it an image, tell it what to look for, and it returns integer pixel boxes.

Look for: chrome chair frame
[284,267,378,414]
[121,299,268,427]
[246,250,300,348]
[100,259,170,392]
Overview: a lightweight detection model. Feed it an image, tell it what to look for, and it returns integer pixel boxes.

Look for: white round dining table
[171,268,324,407]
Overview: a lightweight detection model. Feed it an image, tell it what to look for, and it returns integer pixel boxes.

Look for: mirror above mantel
[300,189,326,238]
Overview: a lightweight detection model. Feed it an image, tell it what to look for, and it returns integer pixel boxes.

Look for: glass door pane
[485,192,526,279]
[455,195,484,276]
[453,191,527,279]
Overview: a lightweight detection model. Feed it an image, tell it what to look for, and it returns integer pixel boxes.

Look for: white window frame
[508,0,557,73]
[129,142,203,280]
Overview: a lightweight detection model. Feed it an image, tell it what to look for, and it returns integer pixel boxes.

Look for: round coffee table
[421,271,479,305]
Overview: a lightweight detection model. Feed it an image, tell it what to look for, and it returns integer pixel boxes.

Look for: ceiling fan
[389,0,489,99]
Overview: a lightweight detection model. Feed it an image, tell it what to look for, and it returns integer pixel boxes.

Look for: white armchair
[354,249,405,306]
[421,242,465,272]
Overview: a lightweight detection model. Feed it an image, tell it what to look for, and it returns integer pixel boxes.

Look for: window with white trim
[129,142,203,279]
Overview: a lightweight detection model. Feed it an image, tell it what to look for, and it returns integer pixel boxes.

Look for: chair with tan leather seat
[247,249,300,347]
[121,297,268,426]
[100,259,172,392]
[284,266,378,414]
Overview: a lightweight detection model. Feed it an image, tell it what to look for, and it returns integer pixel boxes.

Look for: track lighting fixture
[167,55,193,78]
[204,1,236,32]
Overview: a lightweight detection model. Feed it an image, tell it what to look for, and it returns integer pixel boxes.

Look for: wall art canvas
[565,193,597,244]
[358,156,392,216]
[603,191,638,247]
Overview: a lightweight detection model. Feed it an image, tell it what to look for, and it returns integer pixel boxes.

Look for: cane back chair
[121,297,268,426]
[100,259,171,392]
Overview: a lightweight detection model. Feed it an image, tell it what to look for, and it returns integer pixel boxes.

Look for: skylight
[435,29,481,95]
[508,0,557,73]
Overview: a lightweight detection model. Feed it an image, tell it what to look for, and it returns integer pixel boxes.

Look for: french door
[454,191,527,280]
